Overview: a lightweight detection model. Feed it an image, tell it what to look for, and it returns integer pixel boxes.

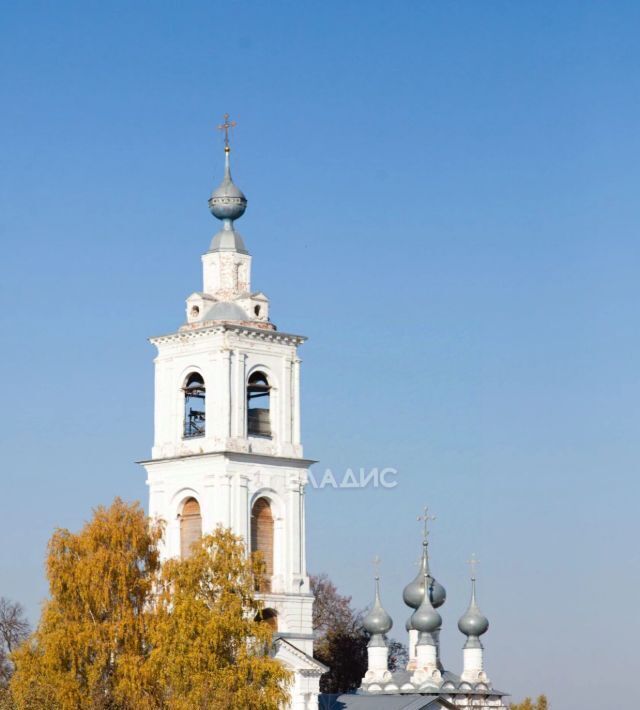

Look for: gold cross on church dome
[217,113,237,151]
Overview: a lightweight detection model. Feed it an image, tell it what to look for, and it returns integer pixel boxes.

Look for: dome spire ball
[457,554,489,646]
[208,113,248,253]
[363,557,393,639]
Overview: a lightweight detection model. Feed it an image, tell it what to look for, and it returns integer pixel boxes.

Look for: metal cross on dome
[217,113,237,149]
[468,553,479,581]
[372,555,382,579]
[417,506,436,544]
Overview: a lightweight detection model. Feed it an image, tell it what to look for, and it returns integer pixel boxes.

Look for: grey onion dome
[208,148,247,222]
[458,578,489,638]
[403,543,447,610]
[363,578,393,636]
[410,573,442,634]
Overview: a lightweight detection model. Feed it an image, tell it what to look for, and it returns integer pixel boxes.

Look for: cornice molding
[149,323,306,348]
[138,450,317,468]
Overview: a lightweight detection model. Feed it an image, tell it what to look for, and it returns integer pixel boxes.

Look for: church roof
[273,636,329,674]
[319,695,457,710]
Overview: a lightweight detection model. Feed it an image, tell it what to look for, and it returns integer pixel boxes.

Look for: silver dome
[209,225,248,253]
[204,301,249,322]
[363,578,393,636]
[410,575,442,634]
[458,578,489,639]
[208,149,247,222]
[403,543,446,609]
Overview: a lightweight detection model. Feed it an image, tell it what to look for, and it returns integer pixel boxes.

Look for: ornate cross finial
[217,113,237,151]
[468,553,479,581]
[417,506,436,544]
[372,555,381,580]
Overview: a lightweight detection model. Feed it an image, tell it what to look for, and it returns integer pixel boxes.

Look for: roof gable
[273,637,328,674]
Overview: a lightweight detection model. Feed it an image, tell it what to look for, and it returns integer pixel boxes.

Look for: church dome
[210,226,248,253]
[209,176,247,221]
[403,543,446,609]
[208,149,247,222]
[410,581,442,635]
[403,571,446,610]
[458,578,489,638]
[204,301,248,322]
[363,578,393,636]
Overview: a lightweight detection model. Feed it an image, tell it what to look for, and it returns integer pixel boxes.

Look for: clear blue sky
[1,2,639,707]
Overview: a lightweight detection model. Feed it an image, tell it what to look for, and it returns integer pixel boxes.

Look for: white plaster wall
[150,328,303,460]
[461,646,487,683]
[143,452,313,657]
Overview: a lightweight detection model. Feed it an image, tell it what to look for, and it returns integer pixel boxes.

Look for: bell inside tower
[183,372,206,438]
[247,371,271,437]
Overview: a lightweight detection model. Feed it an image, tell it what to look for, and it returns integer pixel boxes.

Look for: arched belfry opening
[247,371,271,437]
[183,372,205,438]
[255,608,278,631]
[251,497,274,592]
[179,497,202,559]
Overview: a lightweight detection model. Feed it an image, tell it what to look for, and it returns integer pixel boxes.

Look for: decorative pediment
[273,637,328,676]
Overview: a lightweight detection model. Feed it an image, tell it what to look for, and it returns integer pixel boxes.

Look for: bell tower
[141,116,325,709]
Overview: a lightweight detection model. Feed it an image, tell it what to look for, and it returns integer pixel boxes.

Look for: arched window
[183,372,205,438]
[251,497,274,592]
[180,497,202,559]
[255,608,278,631]
[247,371,271,437]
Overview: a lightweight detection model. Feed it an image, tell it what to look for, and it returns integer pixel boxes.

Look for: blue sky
[1,2,639,706]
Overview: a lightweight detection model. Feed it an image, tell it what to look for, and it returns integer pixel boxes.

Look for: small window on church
[183,372,205,438]
[254,305,261,316]
[247,371,271,437]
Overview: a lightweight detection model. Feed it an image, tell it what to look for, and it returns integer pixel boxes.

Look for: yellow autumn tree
[510,695,549,710]
[10,498,163,709]
[146,527,291,710]
[10,500,290,710]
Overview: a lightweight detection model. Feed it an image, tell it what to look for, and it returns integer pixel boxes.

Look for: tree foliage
[147,528,291,709]
[311,573,407,694]
[11,498,163,709]
[9,498,290,710]
[510,695,549,710]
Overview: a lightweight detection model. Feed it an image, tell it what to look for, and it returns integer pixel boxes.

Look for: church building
[140,117,326,709]
[140,117,510,710]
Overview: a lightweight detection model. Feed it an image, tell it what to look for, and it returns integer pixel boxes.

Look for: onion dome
[208,116,248,253]
[410,571,442,638]
[363,576,393,638]
[209,147,247,222]
[458,575,489,647]
[403,542,447,610]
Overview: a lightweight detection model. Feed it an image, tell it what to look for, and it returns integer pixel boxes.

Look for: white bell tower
[140,117,325,709]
